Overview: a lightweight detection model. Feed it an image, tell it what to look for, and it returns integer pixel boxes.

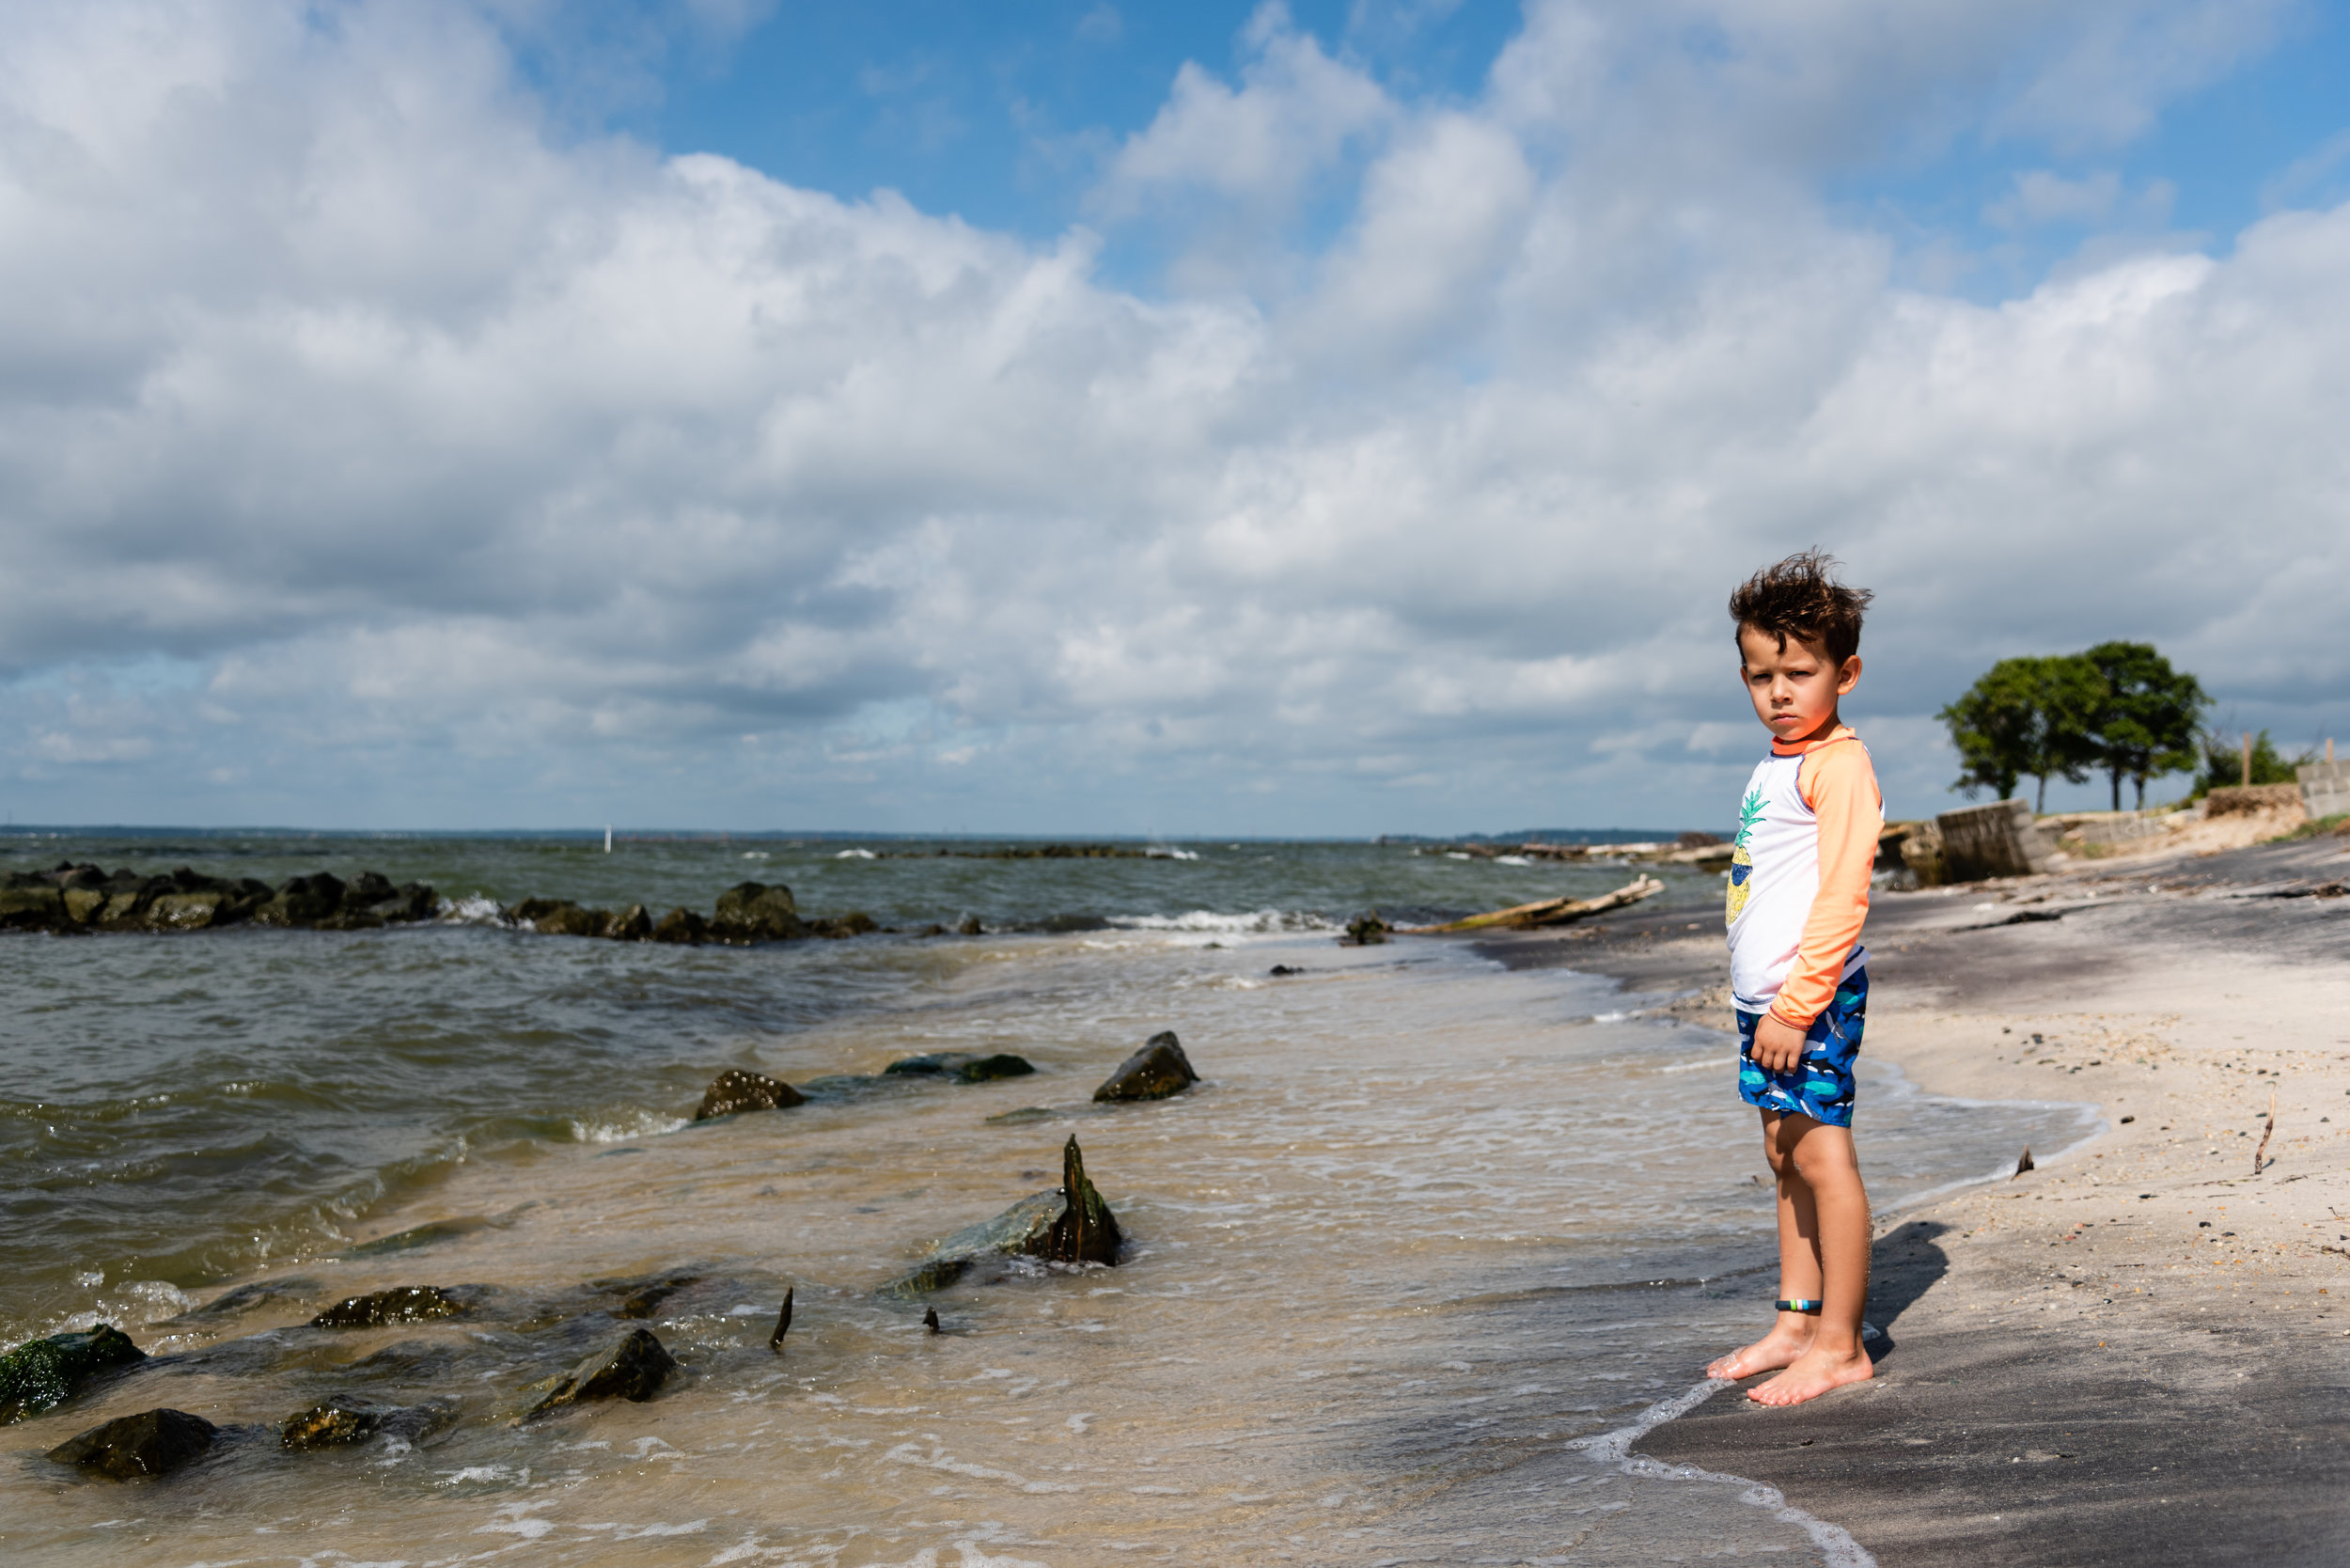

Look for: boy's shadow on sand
[1863,1218,1951,1362]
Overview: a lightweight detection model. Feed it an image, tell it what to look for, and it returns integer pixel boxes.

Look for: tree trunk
[2133,774,2146,811]
[2035,772,2048,812]
[2109,767,2123,812]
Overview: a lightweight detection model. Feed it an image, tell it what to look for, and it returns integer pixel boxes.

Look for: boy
[1705,551,1882,1407]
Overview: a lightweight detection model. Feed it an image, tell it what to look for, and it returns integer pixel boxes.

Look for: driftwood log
[1402,876,1666,934]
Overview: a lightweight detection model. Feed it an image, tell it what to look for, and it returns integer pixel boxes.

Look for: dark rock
[1342,913,1389,946]
[651,907,708,944]
[1092,1031,1198,1103]
[613,1273,699,1319]
[881,1137,1121,1295]
[256,872,348,928]
[916,923,948,937]
[712,882,804,942]
[957,916,985,936]
[0,1324,146,1422]
[1268,964,1301,977]
[884,1052,1037,1084]
[0,885,68,931]
[512,898,616,938]
[808,911,877,939]
[281,1402,384,1450]
[608,902,651,941]
[524,1328,678,1419]
[309,1285,466,1327]
[694,1069,807,1121]
[770,1288,793,1351]
[923,1308,941,1333]
[47,1407,216,1479]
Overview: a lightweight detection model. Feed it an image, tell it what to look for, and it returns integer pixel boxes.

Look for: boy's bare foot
[1704,1323,1814,1380]
[1745,1343,1873,1405]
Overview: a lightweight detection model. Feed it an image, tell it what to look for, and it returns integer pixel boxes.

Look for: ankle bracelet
[1775,1298,1823,1314]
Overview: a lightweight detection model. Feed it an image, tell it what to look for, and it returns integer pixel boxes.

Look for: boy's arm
[1766,741,1884,1029]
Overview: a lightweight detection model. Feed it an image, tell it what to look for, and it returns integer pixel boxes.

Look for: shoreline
[1477,828,2350,1564]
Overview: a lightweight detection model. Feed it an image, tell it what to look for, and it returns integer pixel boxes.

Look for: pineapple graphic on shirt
[1725,785,1765,926]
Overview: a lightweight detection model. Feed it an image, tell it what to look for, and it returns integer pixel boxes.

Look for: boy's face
[1738,625,1860,745]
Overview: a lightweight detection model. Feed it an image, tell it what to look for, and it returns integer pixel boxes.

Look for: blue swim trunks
[1735,966,1867,1127]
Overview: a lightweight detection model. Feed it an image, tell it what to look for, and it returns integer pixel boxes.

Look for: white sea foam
[1105,908,1336,933]
[1148,847,1200,860]
[1571,1381,1878,1567]
[437,895,507,924]
[741,851,771,859]
[836,849,877,859]
[1496,855,1534,866]
[569,1110,688,1144]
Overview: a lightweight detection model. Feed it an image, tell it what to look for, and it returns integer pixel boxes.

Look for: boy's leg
[1703,1109,1821,1380]
[1747,1113,1873,1406]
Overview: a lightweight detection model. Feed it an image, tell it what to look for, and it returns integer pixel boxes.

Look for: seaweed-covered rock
[882,1137,1121,1295]
[524,1328,678,1419]
[0,885,68,931]
[282,1397,455,1450]
[712,882,804,942]
[1342,913,1389,946]
[47,1407,216,1479]
[608,902,652,941]
[0,1325,146,1422]
[809,911,877,938]
[650,907,708,944]
[694,1069,806,1121]
[1092,1031,1198,1103]
[309,1285,466,1327]
[609,1273,700,1320]
[281,1402,385,1450]
[884,1052,1036,1084]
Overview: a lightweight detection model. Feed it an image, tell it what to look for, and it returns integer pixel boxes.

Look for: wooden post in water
[2242,732,2252,788]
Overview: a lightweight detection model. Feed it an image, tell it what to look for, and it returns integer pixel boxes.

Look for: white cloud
[0,0,2342,833]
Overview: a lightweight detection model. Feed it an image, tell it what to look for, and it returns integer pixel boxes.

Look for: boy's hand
[1751,1012,1810,1074]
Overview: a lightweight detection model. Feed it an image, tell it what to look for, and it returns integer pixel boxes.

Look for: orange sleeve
[1768,739,1884,1027]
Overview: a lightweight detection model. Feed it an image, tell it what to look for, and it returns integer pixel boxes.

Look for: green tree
[2194,728,2309,797]
[2082,641,2207,810]
[1941,654,2106,811]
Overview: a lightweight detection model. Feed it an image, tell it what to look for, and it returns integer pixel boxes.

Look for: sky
[1,0,2346,835]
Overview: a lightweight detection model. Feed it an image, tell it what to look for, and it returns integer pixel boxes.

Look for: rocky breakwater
[0,864,436,934]
[509,880,876,945]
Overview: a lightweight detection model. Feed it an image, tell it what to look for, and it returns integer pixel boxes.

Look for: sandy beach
[1491,823,2350,1564]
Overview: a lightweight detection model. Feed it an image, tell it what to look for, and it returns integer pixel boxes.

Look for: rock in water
[47,1408,216,1479]
[712,882,804,942]
[770,1288,793,1351]
[1092,1032,1198,1102]
[0,1325,146,1422]
[651,907,708,944]
[694,1069,807,1121]
[881,1137,1122,1295]
[309,1286,466,1327]
[1343,913,1389,946]
[280,1403,384,1450]
[957,915,984,935]
[923,1308,941,1333]
[525,1328,679,1419]
[884,1052,1037,1084]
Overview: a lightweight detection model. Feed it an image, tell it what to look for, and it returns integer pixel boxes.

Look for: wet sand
[1485,827,2350,1564]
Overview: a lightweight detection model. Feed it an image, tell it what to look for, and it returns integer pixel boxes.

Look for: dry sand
[1487,823,2350,1566]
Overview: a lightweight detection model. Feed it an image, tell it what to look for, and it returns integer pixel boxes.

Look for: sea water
[0,835,2091,1564]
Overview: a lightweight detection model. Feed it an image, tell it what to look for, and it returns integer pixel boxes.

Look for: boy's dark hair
[1730,550,1872,666]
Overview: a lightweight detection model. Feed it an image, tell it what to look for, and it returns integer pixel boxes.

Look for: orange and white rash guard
[1724,726,1883,1027]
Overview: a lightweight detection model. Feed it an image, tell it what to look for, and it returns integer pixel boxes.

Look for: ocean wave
[835,848,877,859]
[436,895,507,925]
[569,1109,689,1144]
[1147,848,1200,860]
[1104,909,1337,933]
